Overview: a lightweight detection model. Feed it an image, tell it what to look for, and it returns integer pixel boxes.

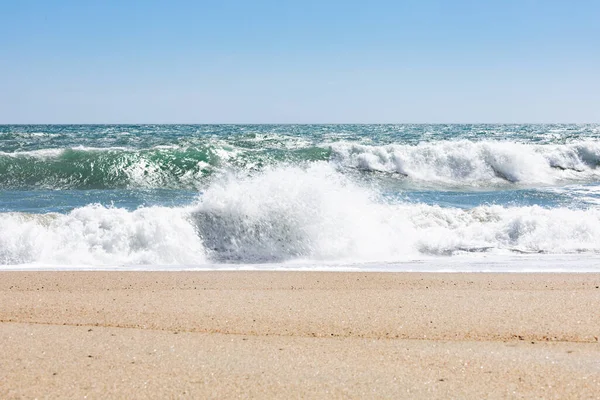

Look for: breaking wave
[2,165,600,266]
[1,140,600,189]
[331,140,600,186]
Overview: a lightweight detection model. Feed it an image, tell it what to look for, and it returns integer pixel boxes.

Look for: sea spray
[191,164,414,262]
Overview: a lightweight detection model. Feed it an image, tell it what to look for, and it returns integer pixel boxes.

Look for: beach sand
[1,271,599,399]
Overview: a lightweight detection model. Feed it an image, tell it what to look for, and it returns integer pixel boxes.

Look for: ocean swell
[0,145,331,189]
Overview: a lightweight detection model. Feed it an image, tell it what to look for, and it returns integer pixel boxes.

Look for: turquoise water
[1,124,600,268]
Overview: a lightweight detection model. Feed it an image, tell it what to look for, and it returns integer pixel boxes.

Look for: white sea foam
[0,148,66,158]
[0,146,135,159]
[0,205,206,266]
[330,140,600,186]
[2,164,600,267]
[0,145,174,158]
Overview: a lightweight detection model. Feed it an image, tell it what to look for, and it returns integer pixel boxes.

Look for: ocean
[1,124,600,272]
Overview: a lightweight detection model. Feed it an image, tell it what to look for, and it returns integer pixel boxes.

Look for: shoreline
[2,271,600,398]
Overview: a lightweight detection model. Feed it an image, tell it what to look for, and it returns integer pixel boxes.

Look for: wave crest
[331,140,600,186]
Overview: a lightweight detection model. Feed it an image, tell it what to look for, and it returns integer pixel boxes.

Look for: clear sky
[1,0,599,123]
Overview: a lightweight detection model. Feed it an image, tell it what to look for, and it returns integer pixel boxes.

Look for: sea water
[1,124,600,271]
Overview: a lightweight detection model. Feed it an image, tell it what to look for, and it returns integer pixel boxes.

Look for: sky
[1,0,599,123]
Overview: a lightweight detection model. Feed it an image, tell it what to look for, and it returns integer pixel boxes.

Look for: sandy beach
[1,271,599,399]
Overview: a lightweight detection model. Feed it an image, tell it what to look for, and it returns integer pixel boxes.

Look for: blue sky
[1,0,599,123]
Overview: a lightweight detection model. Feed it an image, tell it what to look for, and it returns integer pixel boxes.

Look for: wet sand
[1,271,599,398]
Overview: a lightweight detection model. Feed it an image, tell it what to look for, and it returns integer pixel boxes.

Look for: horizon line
[1,122,599,126]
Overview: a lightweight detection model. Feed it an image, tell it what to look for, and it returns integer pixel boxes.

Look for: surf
[2,164,600,267]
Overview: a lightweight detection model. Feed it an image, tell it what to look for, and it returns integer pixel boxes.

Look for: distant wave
[0,146,221,190]
[2,165,600,266]
[331,140,600,186]
[0,145,330,189]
